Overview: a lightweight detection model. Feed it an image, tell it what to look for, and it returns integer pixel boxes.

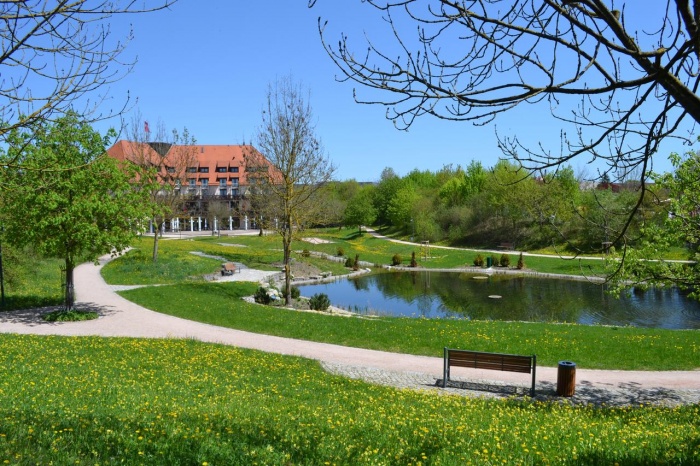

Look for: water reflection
[298,271,700,329]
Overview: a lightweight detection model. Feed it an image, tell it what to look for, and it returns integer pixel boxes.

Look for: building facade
[107,140,269,233]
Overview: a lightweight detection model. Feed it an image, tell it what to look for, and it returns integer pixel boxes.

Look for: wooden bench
[221,262,238,276]
[442,348,536,396]
[498,242,515,250]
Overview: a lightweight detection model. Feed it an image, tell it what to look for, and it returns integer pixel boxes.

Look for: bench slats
[443,348,536,396]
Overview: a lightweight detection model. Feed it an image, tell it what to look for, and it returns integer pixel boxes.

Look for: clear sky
[97,1,688,182]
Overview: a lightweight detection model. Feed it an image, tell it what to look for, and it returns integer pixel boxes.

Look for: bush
[410,251,418,267]
[253,286,271,305]
[309,293,330,311]
[336,246,345,257]
[500,254,511,267]
[490,254,499,267]
[517,252,525,270]
[473,254,484,267]
[301,249,311,258]
[290,286,300,299]
[353,254,360,271]
[391,253,402,266]
[344,257,354,268]
[42,309,98,322]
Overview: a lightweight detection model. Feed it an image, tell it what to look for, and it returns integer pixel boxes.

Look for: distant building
[107,140,273,232]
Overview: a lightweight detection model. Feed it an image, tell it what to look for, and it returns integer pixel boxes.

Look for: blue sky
[97,1,689,182]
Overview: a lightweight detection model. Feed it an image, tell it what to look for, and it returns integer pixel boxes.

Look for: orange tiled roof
[107,140,267,186]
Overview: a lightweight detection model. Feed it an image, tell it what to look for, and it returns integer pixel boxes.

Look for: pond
[297,271,700,329]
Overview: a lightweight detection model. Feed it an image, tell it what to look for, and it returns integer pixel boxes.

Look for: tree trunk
[64,257,75,311]
[282,231,292,306]
[152,219,161,262]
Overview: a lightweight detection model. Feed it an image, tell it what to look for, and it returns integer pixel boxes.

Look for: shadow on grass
[0,302,119,326]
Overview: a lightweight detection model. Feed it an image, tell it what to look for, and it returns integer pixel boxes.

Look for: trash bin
[557,361,576,397]
[486,256,492,267]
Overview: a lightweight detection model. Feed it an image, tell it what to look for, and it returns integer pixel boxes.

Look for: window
[229,167,239,173]
[231,177,239,186]
[219,188,227,196]
[218,179,226,187]
[201,179,208,187]
[187,167,197,173]
[231,188,239,196]
[216,167,227,173]
[199,167,209,173]
[188,178,196,187]
[166,166,175,173]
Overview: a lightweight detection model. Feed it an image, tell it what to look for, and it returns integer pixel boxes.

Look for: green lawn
[119,281,700,371]
[0,334,697,465]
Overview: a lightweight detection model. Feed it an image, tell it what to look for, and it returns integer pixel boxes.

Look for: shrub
[336,246,345,257]
[309,293,331,311]
[517,252,525,270]
[253,286,271,305]
[290,286,300,299]
[391,253,402,266]
[410,251,418,267]
[353,254,360,271]
[301,249,311,258]
[473,254,484,267]
[500,254,511,267]
[42,309,98,322]
[490,254,499,267]
[344,257,354,268]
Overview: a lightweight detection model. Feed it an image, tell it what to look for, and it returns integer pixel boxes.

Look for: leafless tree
[313,0,700,244]
[206,200,232,236]
[245,76,336,305]
[124,114,197,261]
[0,0,178,156]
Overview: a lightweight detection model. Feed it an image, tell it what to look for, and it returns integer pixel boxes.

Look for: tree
[373,167,402,226]
[0,113,146,310]
[119,114,197,261]
[344,186,377,234]
[314,1,700,244]
[0,1,178,157]
[245,76,336,305]
[608,150,700,299]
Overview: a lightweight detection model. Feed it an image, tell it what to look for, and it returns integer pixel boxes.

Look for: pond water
[297,271,700,329]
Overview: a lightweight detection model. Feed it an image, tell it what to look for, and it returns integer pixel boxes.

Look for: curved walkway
[1,255,699,407]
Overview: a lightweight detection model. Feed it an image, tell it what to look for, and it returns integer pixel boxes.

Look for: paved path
[1,255,699,406]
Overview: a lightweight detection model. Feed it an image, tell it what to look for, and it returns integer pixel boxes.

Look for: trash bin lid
[558,361,576,367]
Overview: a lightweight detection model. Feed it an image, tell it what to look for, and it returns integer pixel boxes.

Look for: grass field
[0,334,698,465]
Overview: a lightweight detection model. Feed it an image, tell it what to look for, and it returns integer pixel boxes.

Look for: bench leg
[442,347,448,388]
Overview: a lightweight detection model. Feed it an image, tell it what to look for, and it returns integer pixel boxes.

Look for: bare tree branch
[0,0,178,143]
[315,1,699,183]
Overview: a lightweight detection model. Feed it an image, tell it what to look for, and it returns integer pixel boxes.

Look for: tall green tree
[0,113,146,310]
[245,76,335,305]
[344,186,377,234]
[608,150,700,299]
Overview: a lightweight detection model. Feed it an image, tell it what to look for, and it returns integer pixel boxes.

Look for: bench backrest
[222,263,236,271]
[446,349,533,374]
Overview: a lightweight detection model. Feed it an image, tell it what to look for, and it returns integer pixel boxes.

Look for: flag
[144,121,150,133]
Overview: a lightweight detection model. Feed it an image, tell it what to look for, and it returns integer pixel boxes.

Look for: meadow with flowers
[0,333,698,465]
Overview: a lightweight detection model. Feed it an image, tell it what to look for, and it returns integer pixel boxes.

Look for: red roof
[107,140,269,186]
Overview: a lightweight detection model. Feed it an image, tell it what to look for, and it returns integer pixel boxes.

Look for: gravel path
[1,254,699,407]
